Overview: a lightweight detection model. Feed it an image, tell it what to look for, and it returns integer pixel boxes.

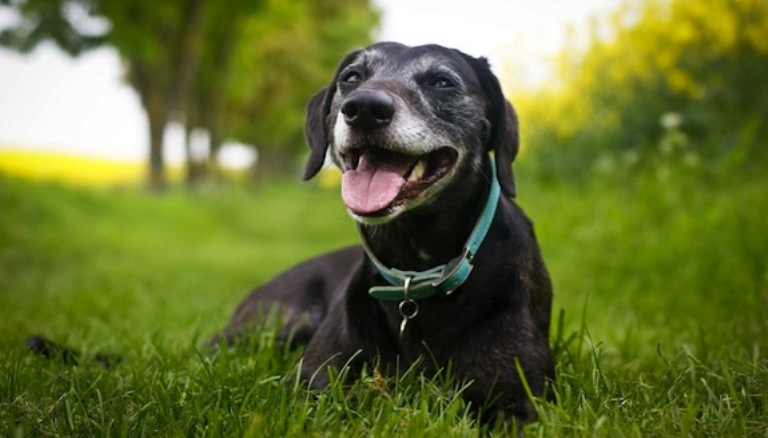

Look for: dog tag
[398,298,419,340]
[399,318,409,340]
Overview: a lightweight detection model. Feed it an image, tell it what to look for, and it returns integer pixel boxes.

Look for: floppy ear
[302,88,331,180]
[491,100,520,198]
[302,49,363,181]
[463,55,520,198]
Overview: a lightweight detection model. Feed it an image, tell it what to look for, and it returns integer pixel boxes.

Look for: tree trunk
[138,0,206,191]
[129,56,166,190]
[204,8,246,181]
[171,0,206,188]
[207,119,224,182]
[146,92,167,191]
[184,126,206,187]
[148,126,165,190]
[135,63,169,192]
[169,0,206,118]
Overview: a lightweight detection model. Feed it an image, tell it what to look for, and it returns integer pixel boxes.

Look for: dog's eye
[341,71,363,84]
[429,75,456,89]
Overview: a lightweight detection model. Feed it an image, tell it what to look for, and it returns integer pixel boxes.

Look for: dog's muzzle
[337,90,458,218]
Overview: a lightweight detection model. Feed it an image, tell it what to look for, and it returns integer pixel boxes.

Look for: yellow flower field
[0,150,181,187]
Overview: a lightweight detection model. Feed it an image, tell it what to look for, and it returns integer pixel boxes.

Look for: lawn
[0,159,766,436]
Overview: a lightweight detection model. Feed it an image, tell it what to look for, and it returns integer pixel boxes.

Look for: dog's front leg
[299,265,400,388]
[299,303,363,388]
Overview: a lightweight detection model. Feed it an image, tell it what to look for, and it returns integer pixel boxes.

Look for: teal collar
[361,157,501,302]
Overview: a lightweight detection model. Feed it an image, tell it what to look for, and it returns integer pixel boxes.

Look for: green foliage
[1,161,766,434]
[0,0,105,54]
[516,0,768,182]
[222,0,377,158]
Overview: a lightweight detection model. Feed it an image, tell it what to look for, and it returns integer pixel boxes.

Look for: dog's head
[304,42,519,224]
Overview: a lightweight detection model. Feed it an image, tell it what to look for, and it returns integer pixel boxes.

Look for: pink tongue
[342,152,413,214]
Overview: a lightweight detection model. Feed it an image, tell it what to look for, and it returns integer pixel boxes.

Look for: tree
[1,0,378,188]
[1,0,208,190]
[103,0,206,190]
[187,0,377,181]
[182,0,263,184]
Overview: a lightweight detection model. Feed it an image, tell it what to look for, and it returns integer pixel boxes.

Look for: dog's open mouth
[341,146,458,216]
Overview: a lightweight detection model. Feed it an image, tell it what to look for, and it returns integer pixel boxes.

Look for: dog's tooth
[409,159,425,181]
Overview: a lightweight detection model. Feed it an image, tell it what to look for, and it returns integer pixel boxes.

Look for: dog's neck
[360,161,494,272]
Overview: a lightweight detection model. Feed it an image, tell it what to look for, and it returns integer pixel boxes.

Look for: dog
[207,42,554,421]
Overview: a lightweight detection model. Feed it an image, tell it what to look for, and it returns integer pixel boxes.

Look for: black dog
[208,42,554,420]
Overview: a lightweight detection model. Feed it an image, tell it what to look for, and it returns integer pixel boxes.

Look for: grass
[0,154,766,436]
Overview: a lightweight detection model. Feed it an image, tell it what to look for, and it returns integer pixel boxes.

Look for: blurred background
[0,0,766,369]
[1,2,766,434]
[0,0,626,187]
[1,0,764,189]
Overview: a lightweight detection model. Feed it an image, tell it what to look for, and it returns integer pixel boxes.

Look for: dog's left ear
[303,88,331,180]
[462,54,520,198]
[303,49,363,180]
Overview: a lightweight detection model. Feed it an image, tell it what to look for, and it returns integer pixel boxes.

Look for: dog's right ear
[478,63,520,198]
[303,88,331,180]
[303,49,362,180]
[459,53,520,198]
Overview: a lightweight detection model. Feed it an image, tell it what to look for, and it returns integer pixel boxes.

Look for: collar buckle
[432,248,475,296]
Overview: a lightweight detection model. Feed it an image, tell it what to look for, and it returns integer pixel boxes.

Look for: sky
[0,0,619,166]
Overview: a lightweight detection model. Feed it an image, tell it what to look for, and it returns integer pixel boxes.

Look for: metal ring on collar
[398,299,419,320]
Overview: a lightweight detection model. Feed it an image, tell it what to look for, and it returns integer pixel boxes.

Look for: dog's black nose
[341,90,395,130]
